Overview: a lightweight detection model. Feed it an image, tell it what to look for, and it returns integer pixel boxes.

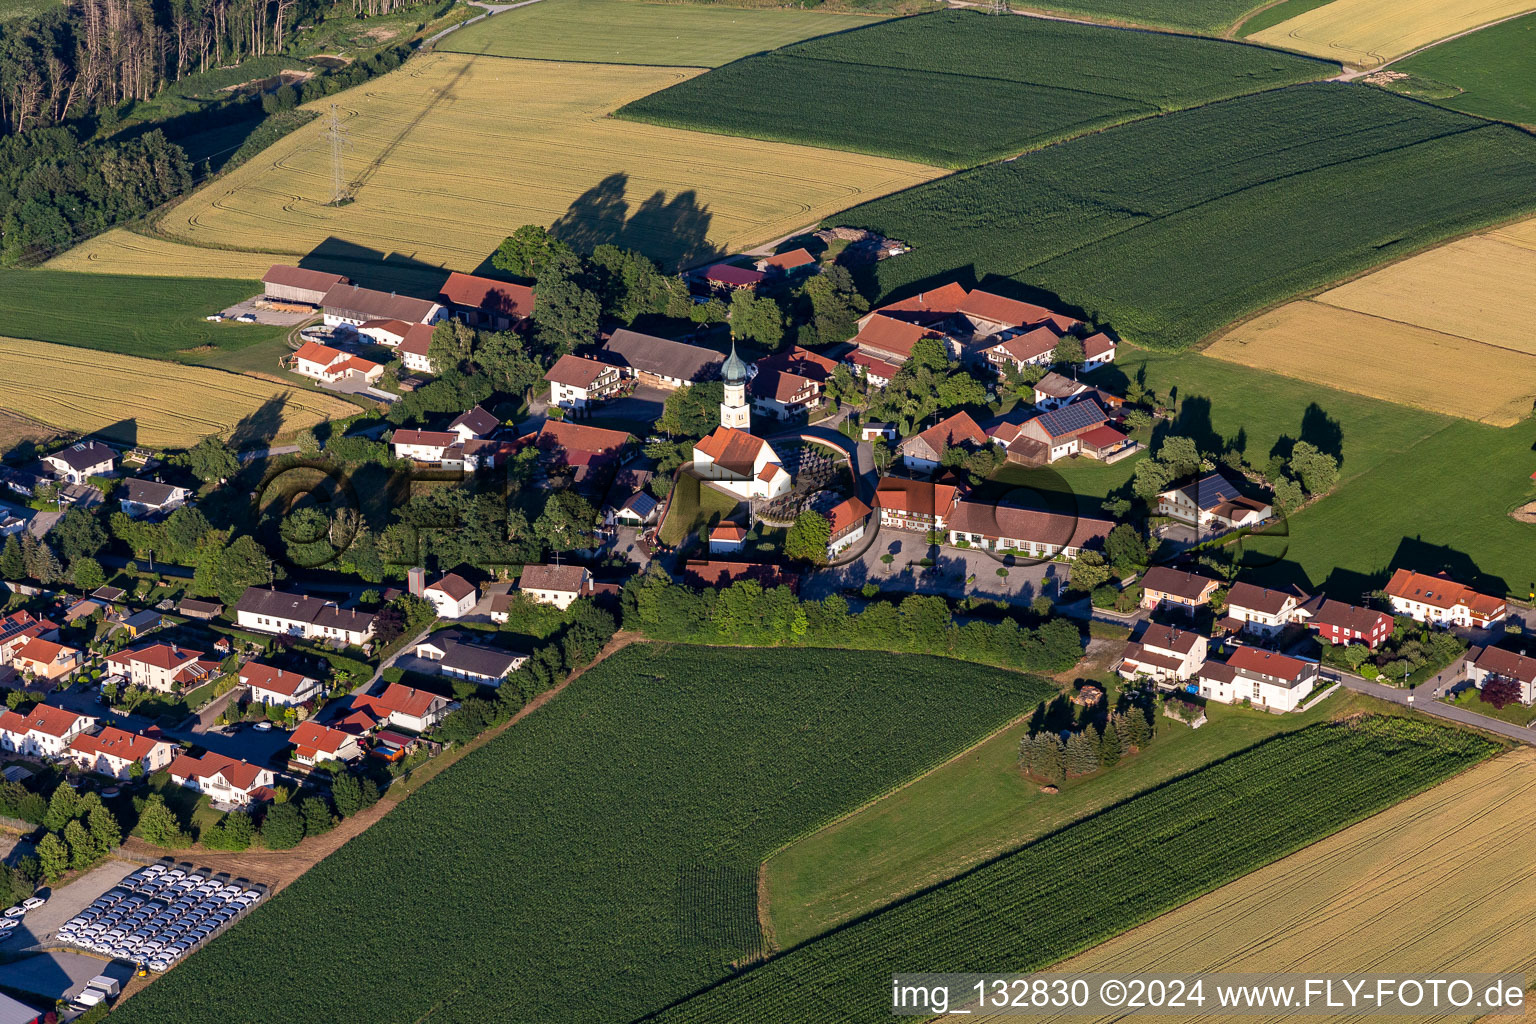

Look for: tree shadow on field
[230,394,292,448]
[547,172,721,271]
[300,238,453,298]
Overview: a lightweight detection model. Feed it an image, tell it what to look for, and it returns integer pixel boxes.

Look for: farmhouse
[10,638,82,681]
[981,326,1062,375]
[290,341,385,386]
[1384,569,1506,628]
[991,400,1109,465]
[262,265,348,306]
[957,288,1081,337]
[1198,646,1319,713]
[1464,645,1536,706]
[1156,473,1272,533]
[826,497,872,557]
[391,428,459,465]
[41,441,114,484]
[1300,596,1393,649]
[899,411,988,473]
[0,704,96,757]
[600,329,724,389]
[845,349,904,390]
[438,272,534,331]
[516,564,595,610]
[1224,581,1304,636]
[239,662,322,707]
[751,347,840,420]
[1031,372,1122,412]
[946,501,1112,558]
[234,587,377,646]
[289,720,364,766]
[545,355,625,414]
[104,643,218,693]
[395,322,437,375]
[357,318,412,346]
[692,426,790,500]
[848,314,948,367]
[167,750,275,809]
[1140,566,1220,612]
[1117,623,1208,685]
[423,574,478,619]
[321,283,445,329]
[119,478,192,518]
[874,477,958,531]
[66,726,175,779]
[1081,332,1117,369]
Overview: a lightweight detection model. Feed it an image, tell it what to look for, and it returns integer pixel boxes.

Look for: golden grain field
[64,53,939,278]
[45,229,289,278]
[971,747,1536,1024]
[2,338,355,447]
[1249,0,1536,67]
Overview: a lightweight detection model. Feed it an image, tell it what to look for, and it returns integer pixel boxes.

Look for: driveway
[1336,672,1536,744]
[217,298,317,327]
[802,528,1062,603]
[0,950,134,1006]
[165,721,294,768]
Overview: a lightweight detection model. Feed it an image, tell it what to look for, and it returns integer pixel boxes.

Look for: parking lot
[216,297,317,326]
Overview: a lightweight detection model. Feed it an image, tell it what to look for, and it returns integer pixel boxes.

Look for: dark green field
[652,717,1497,1024]
[1020,0,1266,33]
[837,84,1536,349]
[616,10,1335,167]
[1235,0,1334,37]
[0,270,285,357]
[1388,12,1536,125]
[109,644,1053,1024]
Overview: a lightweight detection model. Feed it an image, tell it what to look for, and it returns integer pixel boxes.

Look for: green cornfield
[615,10,1335,167]
[836,84,1536,348]
[651,716,1498,1024]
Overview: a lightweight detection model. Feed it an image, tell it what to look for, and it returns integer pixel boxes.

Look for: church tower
[720,341,751,430]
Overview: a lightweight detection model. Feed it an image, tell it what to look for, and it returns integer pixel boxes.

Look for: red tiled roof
[694,426,771,477]
[988,325,1062,364]
[1304,598,1390,636]
[710,523,747,542]
[377,682,444,721]
[1077,424,1128,450]
[960,290,1079,332]
[947,501,1111,549]
[293,341,342,366]
[761,248,815,270]
[1082,332,1116,358]
[1384,569,1505,617]
[330,355,382,376]
[439,272,534,318]
[1227,581,1297,616]
[545,354,620,389]
[105,643,203,671]
[875,281,970,316]
[1227,645,1311,683]
[427,573,477,601]
[290,720,356,758]
[519,563,590,594]
[536,419,630,456]
[909,412,987,458]
[239,662,317,699]
[875,478,959,518]
[359,318,412,339]
[1134,622,1203,656]
[0,704,91,739]
[69,726,165,762]
[392,429,458,448]
[704,263,766,287]
[168,750,267,792]
[1141,566,1219,602]
[681,560,798,592]
[846,349,903,381]
[853,314,943,362]
[398,322,435,358]
[13,637,70,667]
[826,497,871,534]
[1472,645,1536,684]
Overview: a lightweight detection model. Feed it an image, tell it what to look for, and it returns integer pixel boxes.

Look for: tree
[1104,524,1147,576]
[798,267,867,346]
[1065,729,1099,776]
[195,534,276,605]
[293,427,321,456]
[476,330,543,399]
[657,381,725,438]
[1131,458,1174,501]
[1288,441,1338,495]
[71,556,105,592]
[331,774,364,819]
[36,833,67,883]
[533,250,601,356]
[42,785,78,832]
[53,507,106,563]
[1052,335,1085,366]
[1098,718,1123,768]
[729,289,784,349]
[134,794,188,848]
[64,819,95,870]
[0,536,21,581]
[427,319,477,375]
[1479,676,1521,709]
[492,224,571,279]
[260,802,305,850]
[87,805,121,854]
[535,491,598,553]
[301,797,334,836]
[1273,477,1305,515]
[181,436,239,483]
[1068,550,1111,594]
[1157,435,1202,478]
[784,510,832,565]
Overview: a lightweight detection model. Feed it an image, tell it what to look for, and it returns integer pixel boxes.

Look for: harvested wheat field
[1249,0,1536,67]
[0,338,354,447]
[1489,216,1536,252]
[46,228,288,279]
[141,53,939,274]
[972,746,1536,1024]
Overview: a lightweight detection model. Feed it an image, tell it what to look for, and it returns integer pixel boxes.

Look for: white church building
[690,344,791,500]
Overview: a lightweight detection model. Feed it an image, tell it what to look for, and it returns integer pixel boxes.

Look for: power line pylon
[325,103,352,206]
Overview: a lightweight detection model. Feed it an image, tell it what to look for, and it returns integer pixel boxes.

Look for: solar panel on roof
[1037,399,1106,436]
[1192,472,1241,509]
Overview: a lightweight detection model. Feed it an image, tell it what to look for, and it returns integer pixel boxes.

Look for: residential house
[1224,581,1304,637]
[104,643,219,692]
[1030,372,1123,413]
[41,441,114,484]
[681,560,799,593]
[391,428,459,465]
[608,490,659,528]
[1299,596,1393,649]
[66,726,175,779]
[0,511,22,538]
[240,662,322,707]
[874,477,958,532]
[395,322,437,375]
[262,265,347,306]
[990,400,1108,465]
[535,420,631,478]
[423,574,478,619]
[289,720,364,766]
[692,427,790,499]
[1117,623,1208,685]
[119,478,192,519]
[0,612,54,664]
[167,751,275,809]
[1139,566,1220,612]
[1081,332,1117,369]
[416,632,527,686]
[945,501,1112,559]
[599,329,724,389]
[357,318,413,346]
[438,272,534,331]
[0,705,97,758]
[755,248,816,275]
[1198,646,1319,712]
[448,406,498,443]
[234,587,377,646]
[1156,473,1272,534]
[1384,569,1507,629]
[290,341,385,385]
[826,497,872,558]
[1464,645,1536,706]
[321,283,445,329]
[545,355,625,414]
[516,564,595,610]
[750,347,840,420]
[10,638,82,681]
[981,326,1063,376]
[371,682,455,733]
[898,411,988,474]
[845,349,904,390]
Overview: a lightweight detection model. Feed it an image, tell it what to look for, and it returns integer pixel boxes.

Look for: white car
[4,907,25,918]
[236,313,258,323]
[22,897,45,910]
[253,721,273,732]
[204,314,223,322]
[0,920,20,932]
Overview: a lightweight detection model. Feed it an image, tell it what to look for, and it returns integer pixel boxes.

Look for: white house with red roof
[239,662,322,707]
[364,682,455,734]
[289,720,364,766]
[945,501,1112,559]
[1224,581,1305,637]
[104,643,220,693]
[290,340,384,385]
[1081,332,1117,369]
[356,317,412,346]
[1197,646,1320,712]
[708,522,748,555]
[167,751,276,809]
[874,478,958,532]
[981,325,1063,375]
[423,574,478,619]
[391,429,458,464]
[1117,623,1208,685]
[826,497,872,557]
[898,411,988,474]
[67,726,176,779]
[750,347,839,421]
[692,426,790,500]
[0,705,97,758]
[395,322,437,375]
[545,355,625,413]
[1384,569,1506,629]
[10,637,82,681]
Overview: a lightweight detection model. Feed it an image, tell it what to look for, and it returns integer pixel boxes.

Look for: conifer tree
[1098,717,1123,768]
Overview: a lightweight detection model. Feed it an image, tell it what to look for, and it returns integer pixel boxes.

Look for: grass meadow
[840,85,1536,350]
[1388,11,1536,124]
[1007,0,1270,33]
[109,644,1054,1024]
[1248,0,1536,67]
[617,11,1335,167]
[440,0,886,67]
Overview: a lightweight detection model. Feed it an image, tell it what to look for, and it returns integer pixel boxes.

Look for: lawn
[654,716,1497,1024]
[1443,687,1536,728]
[109,643,1055,1024]
[441,0,887,67]
[1010,0,1270,33]
[658,470,744,546]
[1235,0,1335,36]
[1247,0,1536,67]
[1386,11,1536,124]
[839,84,1536,350]
[0,269,283,357]
[767,687,1367,947]
[616,10,1335,167]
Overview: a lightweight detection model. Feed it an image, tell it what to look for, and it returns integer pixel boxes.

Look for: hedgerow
[652,716,1498,1024]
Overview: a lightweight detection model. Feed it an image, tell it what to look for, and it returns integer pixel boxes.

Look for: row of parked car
[0,895,47,941]
[55,863,265,973]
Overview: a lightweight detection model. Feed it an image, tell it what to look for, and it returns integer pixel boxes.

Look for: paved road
[1337,672,1536,745]
[238,444,300,464]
